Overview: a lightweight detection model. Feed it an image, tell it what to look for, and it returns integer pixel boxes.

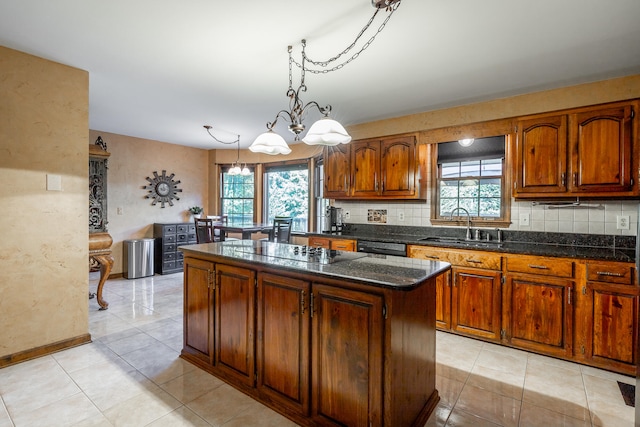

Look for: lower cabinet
[182,256,440,427]
[308,236,356,252]
[257,272,311,416]
[452,267,502,341]
[311,284,383,427]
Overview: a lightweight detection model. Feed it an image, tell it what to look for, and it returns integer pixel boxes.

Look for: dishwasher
[356,240,407,257]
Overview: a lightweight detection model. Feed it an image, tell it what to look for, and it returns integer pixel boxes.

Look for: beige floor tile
[187,383,259,426]
[519,401,590,427]
[455,383,520,427]
[102,385,182,427]
[221,401,300,426]
[436,375,464,407]
[443,408,502,427]
[160,367,225,404]
[10,392,101,427]
[0,400,12,427]
[521,386,590,421]
[105,330,163,356]
[145,406,211,427]
[466,364,525,400]
[52,341,122,374]
[120,343,196,385]
[423,402,452,427]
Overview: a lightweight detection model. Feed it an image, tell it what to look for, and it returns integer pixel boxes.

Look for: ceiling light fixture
[458,138,475,147]
[250,0,402,155]
[203,125,250,176]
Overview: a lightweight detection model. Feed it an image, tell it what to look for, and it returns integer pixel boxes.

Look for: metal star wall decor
[143,170,182,208]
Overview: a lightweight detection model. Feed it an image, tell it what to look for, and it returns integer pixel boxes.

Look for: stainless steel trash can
[123,238,154,279]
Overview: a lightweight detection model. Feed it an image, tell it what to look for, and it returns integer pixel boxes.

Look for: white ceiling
[1,0,640,150]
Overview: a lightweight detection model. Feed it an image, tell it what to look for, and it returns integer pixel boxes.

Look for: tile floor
[0,272,635,426]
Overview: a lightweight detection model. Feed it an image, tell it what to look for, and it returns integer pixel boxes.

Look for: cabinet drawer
[162,260,176,271]
[408,246,501,270]
[177,233,189,242]
[163,243,177,253]
[506,255,574,278]
[309,237,330,249]
[586,262,635,285]
[163,252,176,261]
[330,239,356,251]
[164,234,176,243]
[177,224,189,233]
[162,225,177,235]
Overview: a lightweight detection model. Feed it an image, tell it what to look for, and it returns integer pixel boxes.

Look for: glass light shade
[240,164,251,176]
[228,164,241,175]
[302,117,352,146]
[458,138,475,147]
[249,130,292,155]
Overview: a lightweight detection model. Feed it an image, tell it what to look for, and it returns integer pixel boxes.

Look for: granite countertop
[308,225,637,263]
[179,240,451,290]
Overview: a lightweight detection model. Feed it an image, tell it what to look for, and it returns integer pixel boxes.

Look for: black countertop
[179,240,451,290]
[309,225,637,263]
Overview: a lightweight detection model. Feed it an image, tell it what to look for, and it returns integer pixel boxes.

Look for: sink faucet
[449,207,472,240]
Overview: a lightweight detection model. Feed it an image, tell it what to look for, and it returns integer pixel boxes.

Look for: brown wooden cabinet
[579,261,638,375]
[514,100,638,199]
[408,245,503,341]
[257,272,311,417]
[324,134,423,200]
[183,257,214,364]
[308,236,356,252]
[323,144,351,199]
[215,264,256,387]
[311,283,384,427]
[504,255,575,357]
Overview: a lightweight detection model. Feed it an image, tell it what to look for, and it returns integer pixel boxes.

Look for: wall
[88,130,209,275]
[0,46,90,358]
[335,75,640,237]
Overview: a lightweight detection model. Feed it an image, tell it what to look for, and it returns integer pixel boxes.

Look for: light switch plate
[519,213,530,226]
[46,174,62,191]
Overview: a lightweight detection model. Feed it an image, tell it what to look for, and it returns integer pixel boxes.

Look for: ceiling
[1,0,640,150]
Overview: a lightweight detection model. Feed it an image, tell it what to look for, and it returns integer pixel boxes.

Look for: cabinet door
[435,270,452,330]
[515,115,568,195]
[324,145,351,198]
[506,274,573,357]
[451,267,502,340]
[257,273,310,416]
[311,284,383,427]
[570,104,634,193]
[183,258,214,363]
[585,282,638,373]
[380,136,415,196]
[215,264,256,386]
[352,139,381,197]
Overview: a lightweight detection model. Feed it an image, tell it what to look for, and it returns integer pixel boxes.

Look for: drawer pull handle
[424,255,440,260]
[528,264,549,269]
[596,271,624,277]
[466,259,483,264]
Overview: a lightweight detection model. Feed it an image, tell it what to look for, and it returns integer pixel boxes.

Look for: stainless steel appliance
[357,240,407,257]
[324,206,344,233]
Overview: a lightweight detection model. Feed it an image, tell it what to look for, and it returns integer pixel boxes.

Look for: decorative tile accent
[367,209,387,224]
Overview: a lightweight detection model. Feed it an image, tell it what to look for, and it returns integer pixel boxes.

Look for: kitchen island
[179,240,450,427]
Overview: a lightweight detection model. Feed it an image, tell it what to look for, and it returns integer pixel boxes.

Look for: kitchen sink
[418,236,503,248]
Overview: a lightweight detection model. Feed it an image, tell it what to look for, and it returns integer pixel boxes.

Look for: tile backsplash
[334,199,639,236]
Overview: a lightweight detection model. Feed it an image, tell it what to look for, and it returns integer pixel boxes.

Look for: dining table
[213,222,273,241]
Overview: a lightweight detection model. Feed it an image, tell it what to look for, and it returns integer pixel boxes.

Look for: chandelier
[249,0,402,155]
[203,125,250,176]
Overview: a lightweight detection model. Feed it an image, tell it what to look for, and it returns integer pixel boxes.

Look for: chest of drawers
[154,222,197,274]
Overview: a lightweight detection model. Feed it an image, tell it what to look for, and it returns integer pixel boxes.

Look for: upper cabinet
[324,134,425,200]
[514,100,639,199]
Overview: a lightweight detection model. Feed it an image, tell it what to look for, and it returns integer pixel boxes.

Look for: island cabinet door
[311,283,384,427]
[256,273,311,417]
[183,258,214,364]
[214,264,256,387]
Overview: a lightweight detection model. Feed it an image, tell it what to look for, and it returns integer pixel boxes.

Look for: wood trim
[0,334,92,368]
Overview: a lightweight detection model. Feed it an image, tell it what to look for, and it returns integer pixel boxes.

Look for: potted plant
[188,206,203,218]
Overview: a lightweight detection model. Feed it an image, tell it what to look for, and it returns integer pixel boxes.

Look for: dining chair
[268,217,293,243]
[194,217,215,243]
[207,215,229,240]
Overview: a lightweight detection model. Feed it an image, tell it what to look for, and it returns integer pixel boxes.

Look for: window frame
[219,165,257,223]
[427,119,513,229]
[262,159,311,233]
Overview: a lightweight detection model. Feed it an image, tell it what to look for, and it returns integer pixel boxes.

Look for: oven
[356,240,407,257]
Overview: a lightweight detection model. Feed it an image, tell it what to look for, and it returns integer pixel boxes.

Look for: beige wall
[0,46,89,358]
[88,130,209,275]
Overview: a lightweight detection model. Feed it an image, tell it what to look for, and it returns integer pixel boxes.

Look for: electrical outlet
[519,213,530,226]
[117,207,123,215]
[398,211,405,221]
[617,215,630,230]
[343,211,350,220]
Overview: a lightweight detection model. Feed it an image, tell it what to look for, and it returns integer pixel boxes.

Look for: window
[315,156,330,233]
[221,168,255,223]
[264,162,309,232]
[433,136,509,224]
